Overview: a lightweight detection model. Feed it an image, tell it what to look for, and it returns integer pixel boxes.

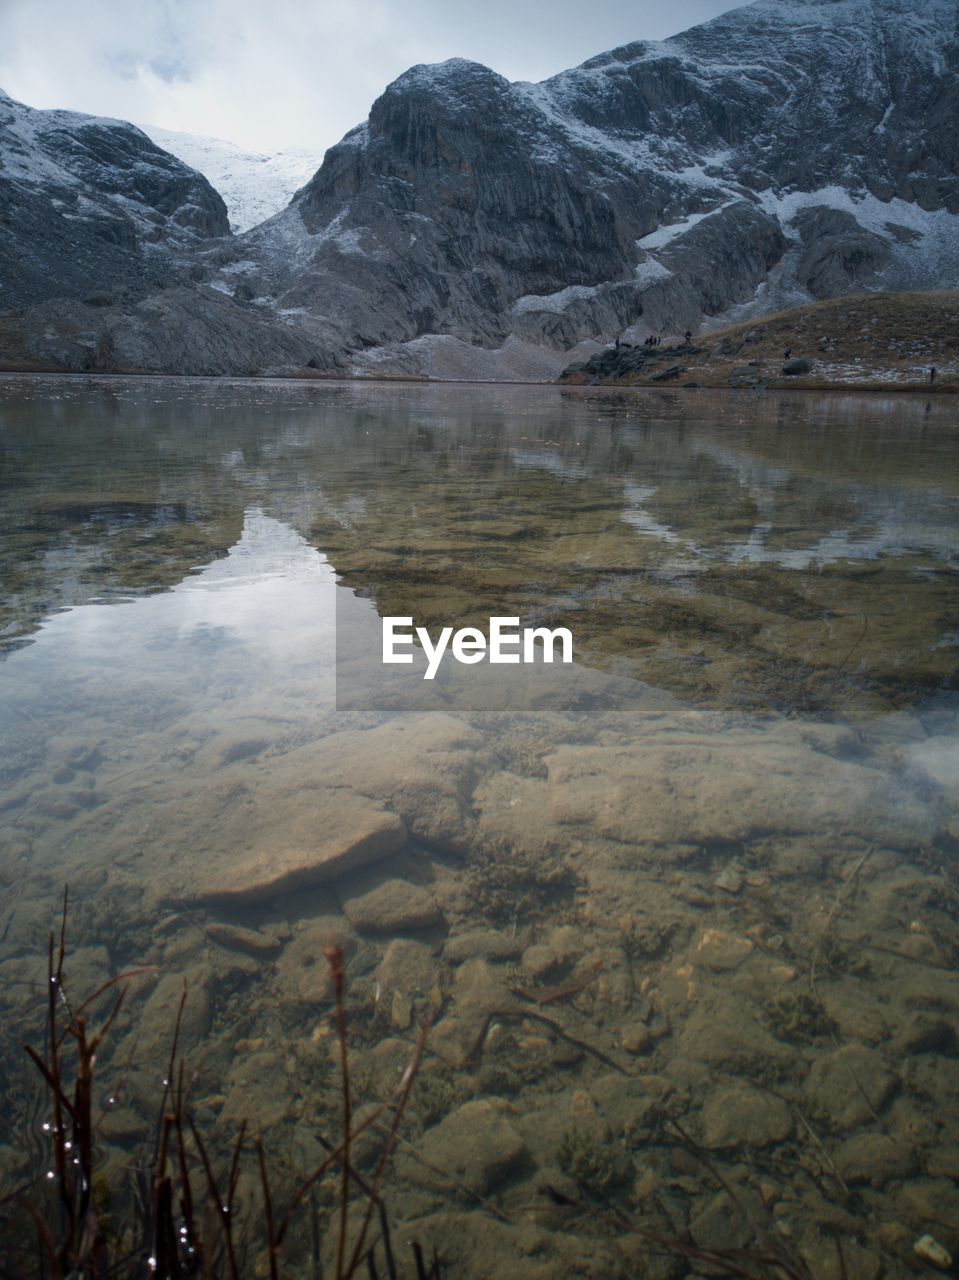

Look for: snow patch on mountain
[512,284,601,315]
[757,186,959,288]
[638,204,735,250]
[139,125,322,233]
[633,259,674,288]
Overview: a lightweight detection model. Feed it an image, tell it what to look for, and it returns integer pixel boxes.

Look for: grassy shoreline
[560,289,959,392]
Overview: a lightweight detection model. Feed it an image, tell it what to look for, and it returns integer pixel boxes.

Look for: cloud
[0,0,740,154]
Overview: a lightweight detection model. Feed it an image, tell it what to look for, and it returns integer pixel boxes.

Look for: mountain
[137,125,322,233]
[1,0,957,378]
[0,89,229,313]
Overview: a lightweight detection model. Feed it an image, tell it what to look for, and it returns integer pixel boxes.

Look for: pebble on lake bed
[913,1234,952,1269]
[620,1024,655,1055]
[206,922,281,955]
[695,928,754,971]
[715,865,743,894]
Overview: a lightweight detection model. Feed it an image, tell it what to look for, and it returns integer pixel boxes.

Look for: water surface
[1,377,958,1276]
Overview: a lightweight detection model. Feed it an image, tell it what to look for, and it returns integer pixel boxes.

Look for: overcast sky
[0,0,742,156]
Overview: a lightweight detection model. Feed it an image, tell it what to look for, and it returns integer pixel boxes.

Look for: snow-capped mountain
[232,0,957,376]
[1,0,957,378]
[138,126,323,233]
[0,88,228,312]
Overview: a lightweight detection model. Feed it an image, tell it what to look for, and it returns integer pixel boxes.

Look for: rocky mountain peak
[0,91,230,312]
[387,57,509,93]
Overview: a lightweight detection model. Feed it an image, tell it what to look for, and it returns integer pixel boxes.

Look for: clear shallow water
[1,376,959,1276]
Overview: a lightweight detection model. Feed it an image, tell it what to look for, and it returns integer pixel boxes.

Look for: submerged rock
[307,714,483,853]
[376,938,438,994]
[399,1099,528,1195]
[803,1045,896,1131]
[219,1049,292,1130]
[714,865,744,894]
[700,1085,793,1149]
[182,797,406,906]
[205,922,281,955]
[690,1190,757,1253]
[695,928,754,971]
[913,1234,953,1270]
[343,878,444,934]
[836,1133,916,1186]
[900,1181,959,1253]
[675,992,792,1073]
[444,929,524,964]
[274,917,357,1006]
[543,731,935,849]
[135,966,213,1062]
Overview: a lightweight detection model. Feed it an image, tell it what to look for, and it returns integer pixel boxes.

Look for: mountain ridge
[1,0,957,378]
[0,87,229,312]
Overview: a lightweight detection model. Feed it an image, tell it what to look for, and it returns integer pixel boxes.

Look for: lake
[1,375,958,1277]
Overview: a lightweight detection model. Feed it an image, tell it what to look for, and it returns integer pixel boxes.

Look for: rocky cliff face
[1,0,957,378]
[0,90,230,313]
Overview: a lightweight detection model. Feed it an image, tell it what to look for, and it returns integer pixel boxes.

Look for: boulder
[134,966,213,1062]
[185,797,406,906]
[307,714,482,852]
[543,731,933,849]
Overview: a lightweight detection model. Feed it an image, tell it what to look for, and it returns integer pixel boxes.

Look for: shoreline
[563,376,958,395]
[0,365,957,394]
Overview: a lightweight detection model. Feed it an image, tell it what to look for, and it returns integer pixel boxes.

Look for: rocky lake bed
[0,377,958,1277]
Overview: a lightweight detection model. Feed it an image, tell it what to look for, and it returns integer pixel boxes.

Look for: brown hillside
[560,291,959,391]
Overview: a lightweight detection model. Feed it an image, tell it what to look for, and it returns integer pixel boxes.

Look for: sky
[0,0,742,156]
